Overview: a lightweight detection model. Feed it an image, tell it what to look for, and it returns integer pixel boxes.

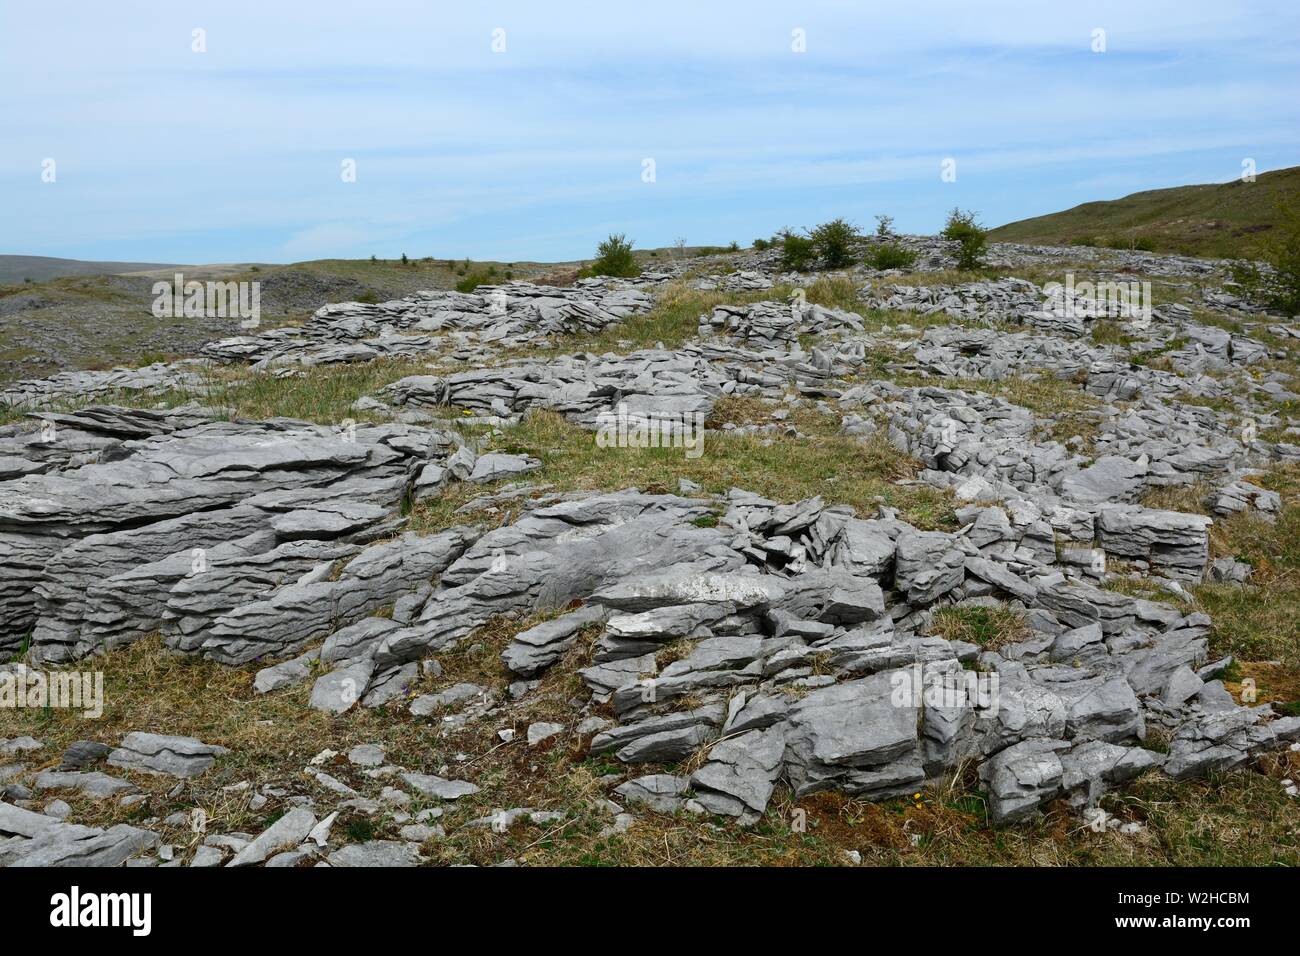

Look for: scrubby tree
[867,242,917,271]
[780,230,816,271]
[590,233,641,278]
[942,208,988,271]
[810,218,859,269]
[874,214,895,238]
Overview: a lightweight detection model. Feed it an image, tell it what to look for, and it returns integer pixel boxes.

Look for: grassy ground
[195,360,434,424]
[929,605,1028,651]
[1141,467,1300,673]
[409,406,954,536]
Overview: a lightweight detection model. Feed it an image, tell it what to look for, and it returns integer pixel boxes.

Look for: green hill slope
[990,166,1300,259]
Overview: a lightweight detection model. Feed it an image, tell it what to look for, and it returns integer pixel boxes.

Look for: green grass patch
[929,604,1028,649]
[409,409,954,535]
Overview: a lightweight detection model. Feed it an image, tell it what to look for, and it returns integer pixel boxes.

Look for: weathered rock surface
[0,800,158,866]
[107,733,228,779]
[2,239,1295,867]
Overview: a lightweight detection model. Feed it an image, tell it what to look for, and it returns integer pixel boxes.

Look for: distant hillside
[0,255,182,284]
[990,166,1300,259]
[0,254,577,385]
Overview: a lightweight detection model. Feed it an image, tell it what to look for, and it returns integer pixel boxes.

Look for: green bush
[589,233,641,278]
[874,214,894,238]
[867,242,917,270]
[780,232,817,271]
[753,238,771,251]
[455,271,493,293]
[810,218,859,269]
[942,208,988,270]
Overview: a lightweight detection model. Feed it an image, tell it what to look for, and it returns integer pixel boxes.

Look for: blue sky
[2,0,1298,264]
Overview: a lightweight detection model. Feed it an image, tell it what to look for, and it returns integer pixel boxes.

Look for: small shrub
[400,253,409,265]
[867,242,917,271]
[727,240,739,252]
[455,271,493,293]
[753,238,771,251]
[344,816,377,842]
[780,231,817,271]
[810,217,859,269]
[589,233,641,278]
[874,214,894,238]
[942,208,988,270]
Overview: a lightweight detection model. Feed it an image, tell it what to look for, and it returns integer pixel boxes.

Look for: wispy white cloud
[1,1,1296,261]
